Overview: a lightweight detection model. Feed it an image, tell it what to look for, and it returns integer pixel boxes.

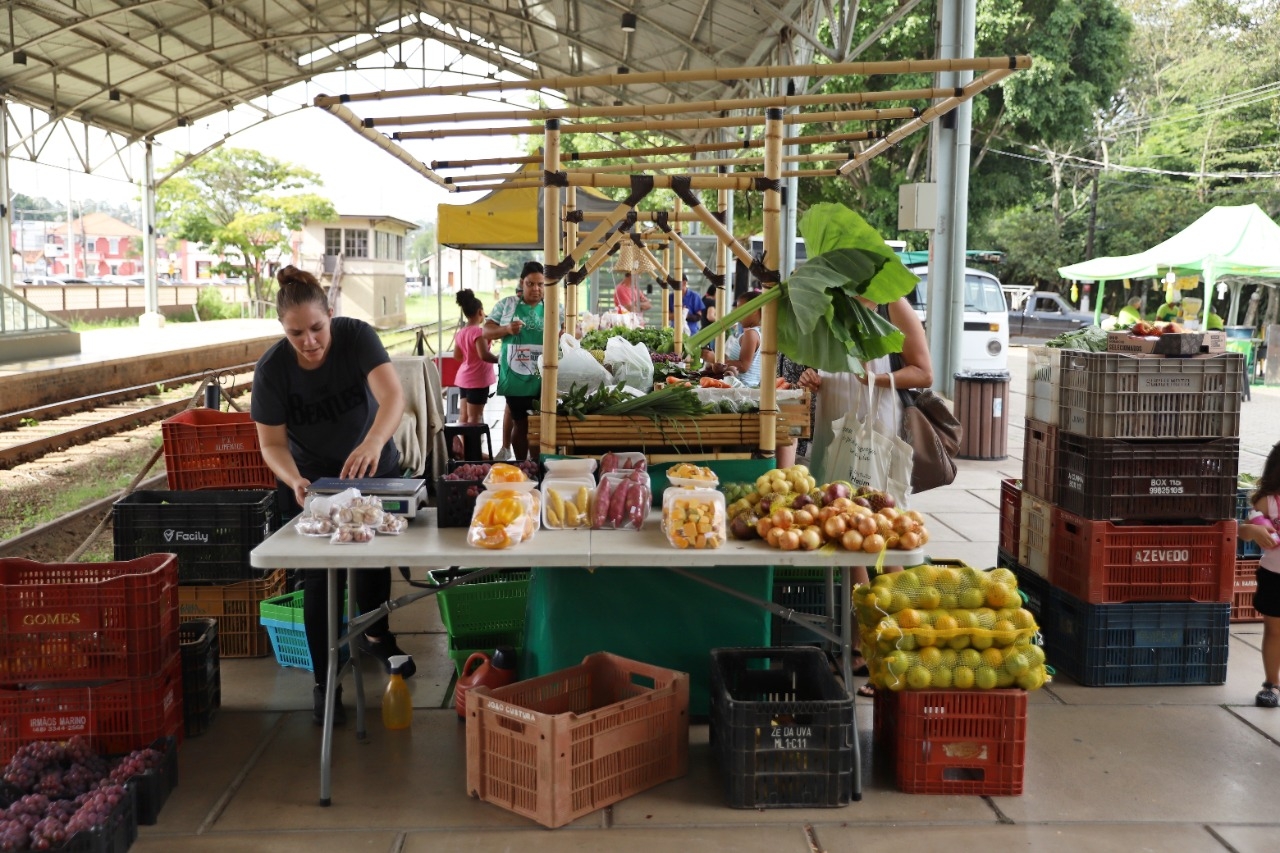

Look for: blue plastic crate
[1039,586,1229,687]
[259,590,349,672]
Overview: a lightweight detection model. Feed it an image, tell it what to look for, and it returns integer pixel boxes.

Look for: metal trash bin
[954,370,1010,460]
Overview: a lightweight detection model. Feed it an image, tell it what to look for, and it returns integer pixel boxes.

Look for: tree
[156,147,336,304]
[407,220,436,277]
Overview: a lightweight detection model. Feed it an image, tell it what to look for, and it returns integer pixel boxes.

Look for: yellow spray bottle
[382,654,413,730]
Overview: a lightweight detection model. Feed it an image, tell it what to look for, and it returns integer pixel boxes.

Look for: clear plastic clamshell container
[482,462,538,493]
[593,471,651,531]
[662,487,726,549]
[468,488,540,549]
[542,479,596,530]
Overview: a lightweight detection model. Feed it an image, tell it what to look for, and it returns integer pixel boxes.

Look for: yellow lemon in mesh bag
[931,667,954,689]
[975,665,999,690]
[1024,644,1046,667]
[939,594,960,609]
[1011,608,1037,631]
[974,608,997,630]
[918,646,943,669]
[958,587,986,609]
[980,647,1005,669]
[985,582,1015,609]
[912,564,938,586]
[953,665,976,689]
[1004,649,1031,677]
[916,586,942,610]
[939,648,959,670]
[912,625,938,648]
[995,669,1016,688]
[889,592,912,613]
[958,648,983,669]
[895,570,921,590]
[933,613,959,636]
[1017,668,1046,690]
[992,619,1018,646]
[988,567,1017,588]
[884,650,912,677]
[905,665,932,689]
[934,567,961,594]
[896,608,923,629]
[876,618,903,642]
[897,633,919,651]
[970,632,993,651]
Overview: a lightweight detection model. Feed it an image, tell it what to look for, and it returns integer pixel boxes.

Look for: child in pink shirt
[452,289,498,455]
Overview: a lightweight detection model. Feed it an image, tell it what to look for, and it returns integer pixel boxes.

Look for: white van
[905,265,1009,372]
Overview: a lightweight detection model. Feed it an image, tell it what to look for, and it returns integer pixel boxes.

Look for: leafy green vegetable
[683,203,918,372]
[597,381,712,417]
[1045,326,1109,351]
[580,325,675,353]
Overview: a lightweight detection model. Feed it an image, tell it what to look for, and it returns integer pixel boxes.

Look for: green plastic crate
[426,567,531,674]
[258,589,348,672]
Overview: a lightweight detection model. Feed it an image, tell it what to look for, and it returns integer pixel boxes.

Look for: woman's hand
[292,478,312,509]
[341,439,383,479]
[797,368,822,391]
[1240,523,1278,550]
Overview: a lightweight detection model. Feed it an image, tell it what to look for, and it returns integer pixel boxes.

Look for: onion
[862,532,886,553]
[798,526,823,551]
[823,514,848,539]
[841,529,864,551]
[899,530,921,550]
[856,514,878,537]
[779,529,801,551]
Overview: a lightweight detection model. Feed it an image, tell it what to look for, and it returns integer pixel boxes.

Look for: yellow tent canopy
[437,163,617,250]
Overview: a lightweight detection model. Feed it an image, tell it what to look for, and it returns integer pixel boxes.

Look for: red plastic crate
[0,651,184,764]
[161,409,275,490]
[874,688,1027,795]
[0,554,179,685]
[999,479,1021,559]
[1232,559,1262,623]
[1051,509,1236,604]
[1021,419,1057,501]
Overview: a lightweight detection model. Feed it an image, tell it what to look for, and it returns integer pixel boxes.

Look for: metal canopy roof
[0,1,881,166]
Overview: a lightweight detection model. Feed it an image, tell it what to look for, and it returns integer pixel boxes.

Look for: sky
[6,43,537,227]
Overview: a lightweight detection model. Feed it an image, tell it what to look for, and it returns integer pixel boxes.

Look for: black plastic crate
[1010,562,1050,621]
[435,460,488,527]
[1236,487,1262,559]
[1055,434,1237,521]
[61,781,138,853]
[113,490,275,584]
[179,618,220,737]
[996,547,1019,571]
[709,647,854,808]
[1039,586,1230,687]
[125,735,179,826]
[770,569,841,647]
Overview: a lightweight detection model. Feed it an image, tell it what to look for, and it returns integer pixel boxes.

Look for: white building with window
[295,214,417,328]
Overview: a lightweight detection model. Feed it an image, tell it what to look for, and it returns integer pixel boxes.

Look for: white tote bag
[820,371,913,506]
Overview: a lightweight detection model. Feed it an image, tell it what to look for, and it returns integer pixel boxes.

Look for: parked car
[1006,290,1107,343]
[905,265,1009,371]
[22,276,91,286]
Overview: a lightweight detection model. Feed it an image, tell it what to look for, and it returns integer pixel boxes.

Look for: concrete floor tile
[135,830,399,852]
[211,710,540,832]
[1213,824,1280,853]
[1230,705,1280,741]
[1044,635,1263,706]
[819,822,1227,853]
[994,704,1280,824]
[403,826,813,853]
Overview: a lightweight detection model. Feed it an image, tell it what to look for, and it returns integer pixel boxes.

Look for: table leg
[841,565,863,801]
[319,568,339,806]
[348,567,367,738]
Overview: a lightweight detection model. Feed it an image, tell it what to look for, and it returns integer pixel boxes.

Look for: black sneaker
[357,633,417,679]
[1257,682,1279,708]
[312,684,347,726]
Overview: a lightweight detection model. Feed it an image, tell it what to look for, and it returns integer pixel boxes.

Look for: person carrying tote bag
[821,369,913,506]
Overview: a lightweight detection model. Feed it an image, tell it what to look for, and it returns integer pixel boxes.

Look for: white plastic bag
[549,333,613,394]
[819,372,912,507]
[604,336,654,391]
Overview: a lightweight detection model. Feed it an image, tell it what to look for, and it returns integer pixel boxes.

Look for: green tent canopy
[1058,204,1280,325]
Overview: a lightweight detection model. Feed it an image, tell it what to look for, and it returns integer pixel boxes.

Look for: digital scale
[307,478,428,518]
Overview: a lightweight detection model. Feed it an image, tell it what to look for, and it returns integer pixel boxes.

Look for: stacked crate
[114,407,280,659]
[0,554,184,763]
[1020,346,1243,686]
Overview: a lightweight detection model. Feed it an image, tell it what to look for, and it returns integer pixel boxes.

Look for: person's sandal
[1257,682,1279,708]
[856,683,876,698]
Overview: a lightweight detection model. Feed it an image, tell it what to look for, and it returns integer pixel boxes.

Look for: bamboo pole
[431,130,883,170]
[313,56,1032,104]
[715,187,729,362]
[838,68,1016,174]
[313,103,455,191]
[392,106,920,140]
[457,168,832,193]
[443,151,864,183]
[579,230,629,288]
[368,85,958,127]
[759,108,783,459]
[684,199,756,271]
[541,119,561,458]
[565,186,578,330]
[562,201,642,275]
[669,209,680,345]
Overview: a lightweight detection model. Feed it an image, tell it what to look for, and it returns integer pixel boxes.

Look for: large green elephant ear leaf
[798,203,918,304]
[777,300,861,373]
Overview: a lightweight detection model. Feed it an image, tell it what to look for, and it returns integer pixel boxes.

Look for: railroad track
[0,367,255,469]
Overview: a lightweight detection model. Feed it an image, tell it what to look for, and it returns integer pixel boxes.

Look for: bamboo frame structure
[315,54,1031,458]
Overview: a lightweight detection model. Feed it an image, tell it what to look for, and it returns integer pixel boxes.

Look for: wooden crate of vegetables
[532,381,791,453]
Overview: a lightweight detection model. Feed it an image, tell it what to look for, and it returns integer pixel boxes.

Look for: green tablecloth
[521,565,773,717]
